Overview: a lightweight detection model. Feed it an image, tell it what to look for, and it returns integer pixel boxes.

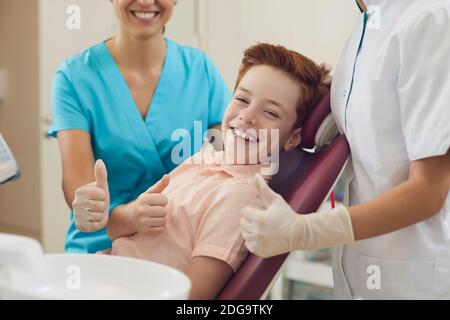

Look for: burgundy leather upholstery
[301,93,332,149]
[217,93,350,300]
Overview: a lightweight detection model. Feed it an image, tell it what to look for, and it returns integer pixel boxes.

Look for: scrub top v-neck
[49,38,232,253]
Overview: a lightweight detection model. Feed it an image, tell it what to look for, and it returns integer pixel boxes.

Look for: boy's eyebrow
[236,86,252,95]
[236,86,287,113]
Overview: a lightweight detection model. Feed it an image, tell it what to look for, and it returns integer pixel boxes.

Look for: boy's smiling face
[221,65,303,164]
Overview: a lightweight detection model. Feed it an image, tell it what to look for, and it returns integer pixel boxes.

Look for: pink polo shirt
[109,145,266,273]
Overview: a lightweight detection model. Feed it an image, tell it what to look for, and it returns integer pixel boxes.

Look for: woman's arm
[57,130,95,207]
[58,130,112,232]
[106,203,137,241]
[240,151,450,258]
[185,256,233,300]
[350,150,450,240]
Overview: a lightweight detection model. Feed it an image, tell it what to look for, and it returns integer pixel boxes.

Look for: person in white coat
[240,0,450,299]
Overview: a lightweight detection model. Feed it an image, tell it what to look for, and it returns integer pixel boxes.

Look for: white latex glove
[72,160,110,233]
[240,174,355,258]
[128,175,170,232]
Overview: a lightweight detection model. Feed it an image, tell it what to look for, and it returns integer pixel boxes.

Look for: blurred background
[0,0,358,299]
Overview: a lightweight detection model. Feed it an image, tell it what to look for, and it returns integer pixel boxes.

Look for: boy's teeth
[233,128,257,142]
[134,11,157,19]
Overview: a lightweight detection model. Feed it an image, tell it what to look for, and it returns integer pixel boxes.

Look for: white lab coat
[331,0,450,299]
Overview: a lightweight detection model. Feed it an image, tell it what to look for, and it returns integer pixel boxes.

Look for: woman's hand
[128,175,170,233]
[240,174,354,257]
[72,160,110,233]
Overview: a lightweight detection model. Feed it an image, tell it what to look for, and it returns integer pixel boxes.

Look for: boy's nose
[239,112,256,126]
[239,111,257,126]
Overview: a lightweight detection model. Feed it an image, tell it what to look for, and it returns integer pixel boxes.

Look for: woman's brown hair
[235,43,330,128]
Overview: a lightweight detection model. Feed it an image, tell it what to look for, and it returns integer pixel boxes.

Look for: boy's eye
[264,110,279,118]
[235,96,249,104]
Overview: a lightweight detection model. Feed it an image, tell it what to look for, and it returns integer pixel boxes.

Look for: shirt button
[342,90,347,98]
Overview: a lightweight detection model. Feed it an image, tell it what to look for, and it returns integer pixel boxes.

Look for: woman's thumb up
[94,159,110,217]
[95,159,109,191]
[73,160,110,233]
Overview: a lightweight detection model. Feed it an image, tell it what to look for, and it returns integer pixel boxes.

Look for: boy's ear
[284,127,302,151]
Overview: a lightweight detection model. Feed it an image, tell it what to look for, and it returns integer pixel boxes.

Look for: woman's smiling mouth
[130,10,160,22]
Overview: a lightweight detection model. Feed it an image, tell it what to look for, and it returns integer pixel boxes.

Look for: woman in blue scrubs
[49,0,231,253]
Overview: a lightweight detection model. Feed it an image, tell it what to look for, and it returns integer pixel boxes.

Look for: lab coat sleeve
[398,5,450,161]
[48,66,91,138]
[203,53,232,127]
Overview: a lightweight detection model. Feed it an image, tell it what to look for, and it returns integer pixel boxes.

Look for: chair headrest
[300,92,340,149]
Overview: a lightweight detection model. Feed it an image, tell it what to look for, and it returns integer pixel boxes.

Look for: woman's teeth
[232,128,258,143]
[132,11,158,20]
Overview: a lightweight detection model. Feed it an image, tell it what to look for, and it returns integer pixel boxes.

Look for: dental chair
[217,92,350,300]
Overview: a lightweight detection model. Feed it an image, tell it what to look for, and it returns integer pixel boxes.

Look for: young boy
[102,43,330,299]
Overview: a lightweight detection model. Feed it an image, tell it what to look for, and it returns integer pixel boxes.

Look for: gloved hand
[128,175,170,233]
[240,174,355,258]
[73,160,110,233]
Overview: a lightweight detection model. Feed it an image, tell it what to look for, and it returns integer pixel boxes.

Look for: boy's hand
[129,175,170,233]
[72,160,110,233]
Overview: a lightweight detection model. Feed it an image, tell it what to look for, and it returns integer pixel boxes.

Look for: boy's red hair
[235,43,330,128]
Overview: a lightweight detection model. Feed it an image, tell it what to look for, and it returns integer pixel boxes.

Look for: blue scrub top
[49,38,232,253]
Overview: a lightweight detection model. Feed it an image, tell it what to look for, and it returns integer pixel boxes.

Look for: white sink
[0,234,191,300]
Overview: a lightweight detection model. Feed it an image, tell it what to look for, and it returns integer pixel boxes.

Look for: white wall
[166,0,201,47]
[202,0,359,88]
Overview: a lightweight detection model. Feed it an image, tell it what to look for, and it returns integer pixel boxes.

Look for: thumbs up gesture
[129,175,171,233]
[73,160,110,233]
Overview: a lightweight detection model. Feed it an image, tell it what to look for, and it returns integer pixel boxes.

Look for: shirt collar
[200,144,266,179]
